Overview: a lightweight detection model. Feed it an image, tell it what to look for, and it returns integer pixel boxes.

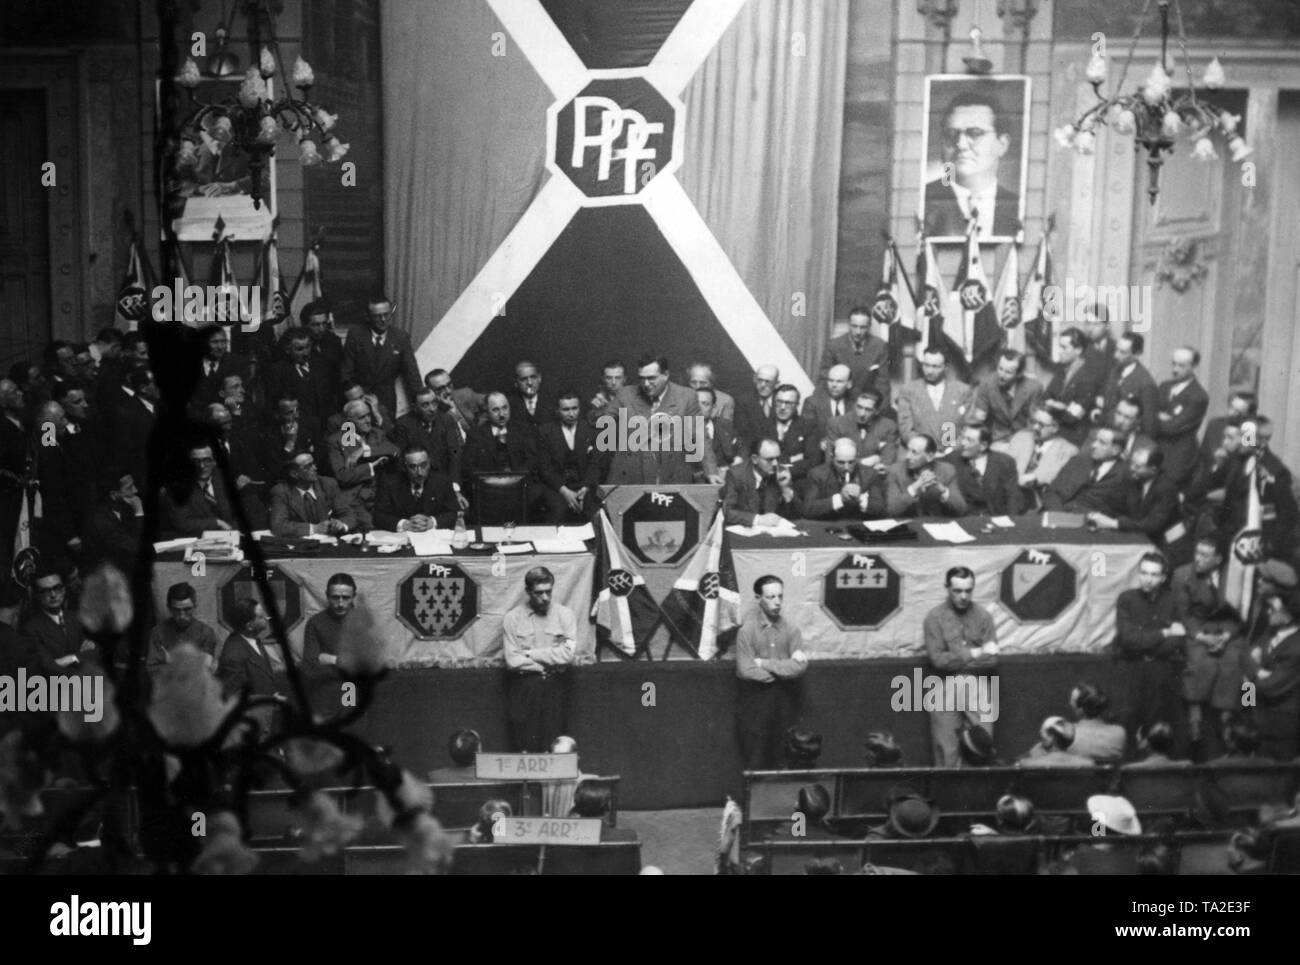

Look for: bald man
[803,438,888,519]
[802,364,855,441]
[735,365,781,456]
[1154,346,1209,486]
[324,398,399,528]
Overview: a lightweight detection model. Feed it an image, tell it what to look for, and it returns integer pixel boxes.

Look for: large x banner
[409,0,835,399]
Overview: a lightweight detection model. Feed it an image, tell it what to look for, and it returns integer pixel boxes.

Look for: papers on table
[862,518,905,532]
[153,537,198,554]
[496,542,535,554]
[559,523,595,542]
[990,516,1016,528]
[481,525,558,543]
[407,531,453,556]
[923,521,976,544]
[302,533,339,544]
[727,523,803,538]
[532,539,589,554]
[200,530,240,545]
[365,530,408,546]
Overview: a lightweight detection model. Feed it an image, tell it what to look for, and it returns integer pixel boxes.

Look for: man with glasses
[341,294,421,420]
[161,441,268,537]
[147,581,219,670]
[722,438,803,527]
[603,354,702,486]
[21,569,96,675]
[1008,406,1077,509]
[425,368,484,439]
[735,364,781,456]
[270,450,358,537]
[769,384,820,481]
[923,88,1020,238]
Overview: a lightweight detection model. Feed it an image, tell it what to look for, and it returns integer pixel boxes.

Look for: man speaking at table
[502,566,577,753]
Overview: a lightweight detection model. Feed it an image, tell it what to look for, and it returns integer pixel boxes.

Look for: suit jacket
[824,413,901,467]
[217,632,279,699]
[309,332,345,401]
[112,395,158,495]
[161,473,268,537]
[84,500,142,574]
[505,390,555,432]
[1154,377,1210,484]
[817,333,891,405]
[340,325,422,418]
[771,416,821,480]
[922,180,1019,238]
[709,388,736,424]
[943,450,1024,515]
[324,399,397,440]
[1044,356,1107,446]
[393,412,464,485]
[603,382,702,485]
[1245,626,1300,755]
[700,417,741,479]
[33,439,88,552]
[372,469,459,530]
[801,391,855,439]
[537,421,603,492]
[268,476,360,536]
[969,375,1044,444]
[1218,450,1299,555]
[256,423,321,485]
[885,459,967,517]
[733,391,775,455]
[1041,453,1131,516]
[1116,474,1181,543]
[1170,562,1223,640]
[1006,430,1077,491]
[802,462,887,520]
[20,610,90,676]
[193,356,242,409]
[1084,336,1118,386]
[266,359,334,437]
[1085,427,1156,463]
[896,378,972,449]
[720,464,802,526]
[442,387,485,441]
[1101,360,1160,437]
[460,423,540,491]
[325,427,400,512]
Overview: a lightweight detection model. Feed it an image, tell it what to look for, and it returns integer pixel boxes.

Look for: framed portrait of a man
[160,78,277,241]
[918,75,1029,243]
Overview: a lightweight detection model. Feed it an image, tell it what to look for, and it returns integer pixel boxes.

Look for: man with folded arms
[502,566,577,753]
[735,575,808,770]
[924,566,998,767]
[1115,551,1186,757]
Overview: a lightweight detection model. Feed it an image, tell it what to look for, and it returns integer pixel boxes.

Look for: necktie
[374,336,384,350]
[1027,446,1042,472]
[412,486,423,502]
[972,462,983,484]
[1091,463,1104,483]
[203,482,216,505]
[527,398,536,416]
[298,363,309,378]
[777,422,788,442]
[762,399,771,418]
[833,401,842,418]
[303,489,319,524]
[760,478,778,514]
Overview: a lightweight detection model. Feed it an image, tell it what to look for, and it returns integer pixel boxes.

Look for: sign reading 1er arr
[475,753,580,780]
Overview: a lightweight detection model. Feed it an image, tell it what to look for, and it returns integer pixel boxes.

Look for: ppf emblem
[1000,548,1076,623]
[822,553,901,630]
[958,278,988,312]
[548,77,682,203]
[397,562,479,640]
[1232,529,1263,565]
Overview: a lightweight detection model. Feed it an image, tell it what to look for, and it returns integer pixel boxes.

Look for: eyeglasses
[192,456,216,465]
[36,585,64,595]
[942,127,994,145]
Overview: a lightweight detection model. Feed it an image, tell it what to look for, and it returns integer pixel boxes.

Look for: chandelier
[170,0,348,209]
[1053,0,1251,204]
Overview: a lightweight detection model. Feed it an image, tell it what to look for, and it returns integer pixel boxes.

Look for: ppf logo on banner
[548,77,682,201]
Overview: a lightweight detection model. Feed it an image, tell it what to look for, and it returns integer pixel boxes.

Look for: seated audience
[768,384,820,480]
[1007,406,1077,510]
[1244,589,1300,760]
[1042,427,1130,516]
[697,386,741,485]
[161,441,269,537]
[570,781,637,841]
[863,731,904,767]
[686,362,735,424]
[1065,682,1127,763]
[1125,721,1188,768]
[429,729,483,783]
[21,568,96,675]
[325,399,400,527]
[801,364,854,441]
[782,726,823,770]
[1017,717,1093,767]
[895,347,971,450]
[967,349,1042,448]
[469,799,513,842]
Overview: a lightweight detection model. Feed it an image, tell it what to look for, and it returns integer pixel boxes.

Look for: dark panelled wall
[350,654,1127,810]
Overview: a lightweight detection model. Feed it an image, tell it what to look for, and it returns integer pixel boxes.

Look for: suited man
[1154,346,1210,486]
[944,425,1023,516]
[266,328,333,438]
[83,471,143,575]
[325,399,400,528]
[536,391,602,522]
[1087,395,1156,462]
[602,355,702,485]
[505,360,554,433]
[1043,427,1131,516]
[112,366,160,496]
[1196,391,1256,478]
[802,364,855,441]
[922,90,1020,239]
[803,437,887,520]
[460,392,548,524]
[1007,407,1078,509]
[895,348,972,451]
[20,569,95,675]
[373,444,459,531]
[824,389,900,467]
[818,308,890,409]
[55,381,108,492]
[269,451,358,536]
[426,368,484,442]
[325,381,397,440]
[697,388,741,484]
[1082,311,1118,387]
[886,433,967,518]
[258,394,321,485]
[1043,328,1106,447]
[1100,333,1160,436]
[30,402,91,559]
[162,442,268,537]
[217,598,280,702]
[393,387,464,489]
[193,327,243,410]
[1115,551,1187,752]
[301,300,344,408]
[207,404,267,493]
[1087,445,1181,547]
[1218,418,1298,557]
[686,363,735,424]
[340,295,421,419]
[769,384,821,481]
[721,438,803,526]
[733,365,780,455]
[585,359,627,429]
[1245,590,1300,760]
[968,349,1042,448]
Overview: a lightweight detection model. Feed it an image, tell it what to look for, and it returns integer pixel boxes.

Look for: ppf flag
[916,239,970,384]
[289,245,324,327]
[11,483,41,590]
[955,221,1002,373]
[591,509,662,657]
[1224,455,1263,617]
[115,238,155,330]
[257,230,292,340]
[1021,232,1056,365]
[992,241,1023,354]
[659,509,740,660]
[872,241,920,376]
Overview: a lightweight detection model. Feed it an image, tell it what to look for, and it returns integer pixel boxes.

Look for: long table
[152,546,595,668]
[728,516,1152,657]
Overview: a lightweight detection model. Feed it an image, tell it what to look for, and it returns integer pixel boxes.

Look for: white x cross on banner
[414,0,814,398]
